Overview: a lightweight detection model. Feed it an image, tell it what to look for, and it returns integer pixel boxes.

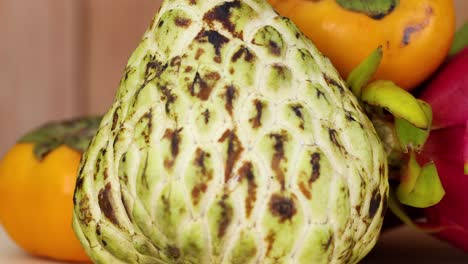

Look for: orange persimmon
[268,0,455,90]
[0,117,100,262]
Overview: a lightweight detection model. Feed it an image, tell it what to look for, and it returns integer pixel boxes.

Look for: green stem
[19,116,102,160]
[347,46,383,97]
[335,0,399,19]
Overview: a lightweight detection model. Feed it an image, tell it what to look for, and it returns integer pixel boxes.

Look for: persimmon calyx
[335,0,399,19]
[19,116,102,160]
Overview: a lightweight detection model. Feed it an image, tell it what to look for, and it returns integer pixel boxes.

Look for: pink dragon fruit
[419,48,468,251]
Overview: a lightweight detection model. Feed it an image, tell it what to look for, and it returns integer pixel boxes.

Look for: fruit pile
[0,0,466,263]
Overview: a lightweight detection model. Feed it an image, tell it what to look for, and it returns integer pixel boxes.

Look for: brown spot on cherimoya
[298,152,321,200]
[96,224,110,248]
[191,149,213,205]
[323,73,345,93]
[194,148,210,174]
[98,183,121,228]
[195,48,204,60]
[145,59,167,84]
[74,177,84,199]
[264,232,275,257]
[159,85,177,115]
[103,168,109,180]
[251,26,284,57]
[323,235,334,250]
[344,110,357,122]
[93,151,103,181]
[139,110,153,144]
[191,183,208,206]
[224,85,237,116]
[174,17,191,28]
[139,155,150,189]
[218,130,244,182]
[272,64,290,82]
[218,194,233,238]
[249,99,264,128]
[268,40,281,56]
[269,194,297,222]
[309,153,321,183]
[161,193,171,214]
[203,109,210,124]
[312,84,327,101]
[157,20,165,28]
[291,104,305,129]
[270,132,287,189]
[298,181,312,200]
[132,60,167,105]
[195,30,229,57]
[96,224,102,236]
[329,129,345,151]
[238,162,257,218]
[204,0,243,38]
[189,71,220,100]
[78,195,92,225]
[163,128,183,168]
[167,245,181,259]
[170,56,182,68]
[111,107,120,131]
[231,46,255,63]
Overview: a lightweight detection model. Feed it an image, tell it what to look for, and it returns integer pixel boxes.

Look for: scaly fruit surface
[72,1,388,263]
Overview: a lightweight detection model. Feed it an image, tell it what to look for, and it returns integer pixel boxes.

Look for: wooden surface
[1,225,467,263]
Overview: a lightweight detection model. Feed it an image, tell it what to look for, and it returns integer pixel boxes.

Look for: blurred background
[0,0,467,156]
